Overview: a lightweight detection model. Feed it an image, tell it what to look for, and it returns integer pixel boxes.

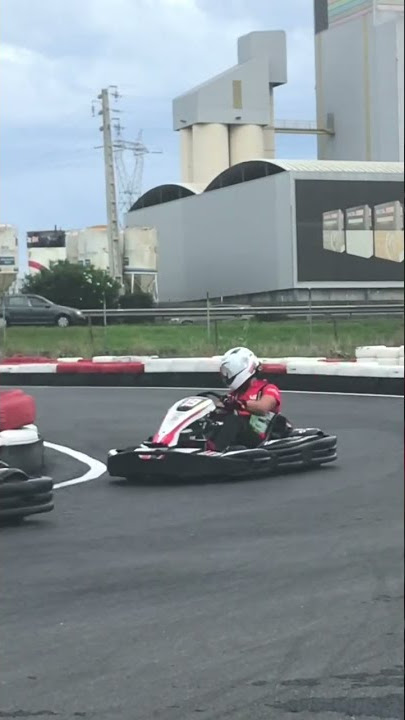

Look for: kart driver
[208,346,286,452]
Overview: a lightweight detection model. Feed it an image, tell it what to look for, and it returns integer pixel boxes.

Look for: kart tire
[0,477,53,498]
[0,501,54,521]
[1,515,25,526]
[0,467,28,484]
[0,491,53,509]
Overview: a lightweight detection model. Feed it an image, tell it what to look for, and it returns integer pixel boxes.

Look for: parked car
[1,294,86,327]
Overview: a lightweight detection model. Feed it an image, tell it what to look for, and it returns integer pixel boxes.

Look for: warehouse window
[130,184,198,211]
[232,80,243,109]
[205,160,285,192]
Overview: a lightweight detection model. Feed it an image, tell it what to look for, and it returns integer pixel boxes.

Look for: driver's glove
[221,395,246,412]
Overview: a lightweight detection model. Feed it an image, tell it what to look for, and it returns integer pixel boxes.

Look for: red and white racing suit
[232,378,281,441]
[209,379,282,450]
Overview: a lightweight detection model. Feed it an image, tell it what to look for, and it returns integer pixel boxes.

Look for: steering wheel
[197,391,225,401]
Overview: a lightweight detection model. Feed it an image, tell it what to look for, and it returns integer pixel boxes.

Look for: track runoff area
[1,383,403,720]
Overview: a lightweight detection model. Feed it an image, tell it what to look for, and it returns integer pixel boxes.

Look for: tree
[21,261,121,309]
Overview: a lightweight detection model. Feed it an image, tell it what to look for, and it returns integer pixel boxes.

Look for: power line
[103,87,163,215]
[113,127,163,212]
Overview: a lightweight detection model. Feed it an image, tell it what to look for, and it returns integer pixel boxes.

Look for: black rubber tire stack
[0,437,45,476]
[0,463,54,523]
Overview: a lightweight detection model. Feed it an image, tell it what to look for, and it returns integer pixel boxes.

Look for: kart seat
[265,413,293,440]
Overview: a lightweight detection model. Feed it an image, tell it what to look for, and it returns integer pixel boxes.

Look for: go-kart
[107,392,337,481]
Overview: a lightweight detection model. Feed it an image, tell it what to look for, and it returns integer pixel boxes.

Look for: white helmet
[220,346,259,391]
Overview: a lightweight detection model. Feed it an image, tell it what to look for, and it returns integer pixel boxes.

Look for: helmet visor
[220,365,237,387]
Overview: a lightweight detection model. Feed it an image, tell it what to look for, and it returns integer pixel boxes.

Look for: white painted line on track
[45,441,106,490]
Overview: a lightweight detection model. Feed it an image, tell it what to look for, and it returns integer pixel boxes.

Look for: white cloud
[0,0,254,128]
[0,0,315,128]
[0,0,317,232]
[0,44,87,126]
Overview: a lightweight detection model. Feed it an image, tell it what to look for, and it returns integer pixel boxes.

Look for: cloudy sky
[1,0,317,257]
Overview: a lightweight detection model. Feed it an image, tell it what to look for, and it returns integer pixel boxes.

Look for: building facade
[314,0,404,161]
[0,224,18,294]
[126,160,404,303]
[172,31,287,186]
[26,226,158,299]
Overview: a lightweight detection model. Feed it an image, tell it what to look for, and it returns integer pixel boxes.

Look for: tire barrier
[0,466,54,522]
[0,425,44,476]
[0,348,403,394]
[0,390,36,431]
[0,347,403,375]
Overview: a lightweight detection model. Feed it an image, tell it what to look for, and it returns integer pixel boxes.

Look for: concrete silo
[172,31,288,185]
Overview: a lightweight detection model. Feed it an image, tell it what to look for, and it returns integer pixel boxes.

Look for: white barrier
[0,424,39,447]
[143,357,221,373]
[0,346,403,378]
[92,355,159,363]
[0,363,57,373]
[356,345,386,359]
[376,357,401,366]
[286,360,403,378]
[356,345,403,360]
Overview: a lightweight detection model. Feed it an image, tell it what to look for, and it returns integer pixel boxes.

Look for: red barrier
[56,362,145,375]
[260,363,287,375]
[0,390,36,430]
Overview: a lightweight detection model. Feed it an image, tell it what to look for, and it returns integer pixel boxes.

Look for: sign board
[295,180,404,281]
[374,201,404,262]
[27,230,66,248]
[0,225,18,293]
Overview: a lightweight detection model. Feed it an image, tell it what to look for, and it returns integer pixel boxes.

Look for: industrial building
[27,226,158,298]
[9,2,404,306]
[0,224,18,295]
[126,5,404,304]
[126,160,403,303]
[173,30,287,186]
[172,0,404,179]
[314,0,404,161]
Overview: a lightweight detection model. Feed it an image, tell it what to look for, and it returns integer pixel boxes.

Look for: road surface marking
[45,441,106,489]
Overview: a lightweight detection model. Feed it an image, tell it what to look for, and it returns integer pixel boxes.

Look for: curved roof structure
[204,159,404,192]
[129,183,204,211]
[129,160,404,211]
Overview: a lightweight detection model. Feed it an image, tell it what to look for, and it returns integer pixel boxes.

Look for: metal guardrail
[82,303,404,320]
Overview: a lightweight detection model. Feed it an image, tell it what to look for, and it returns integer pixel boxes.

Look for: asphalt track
[1,388,403,720]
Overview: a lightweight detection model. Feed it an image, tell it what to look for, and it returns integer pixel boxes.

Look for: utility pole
[98,88,122,285]
[92,85,163,286]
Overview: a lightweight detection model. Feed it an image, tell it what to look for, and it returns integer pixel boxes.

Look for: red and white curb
[0,346,403,378]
